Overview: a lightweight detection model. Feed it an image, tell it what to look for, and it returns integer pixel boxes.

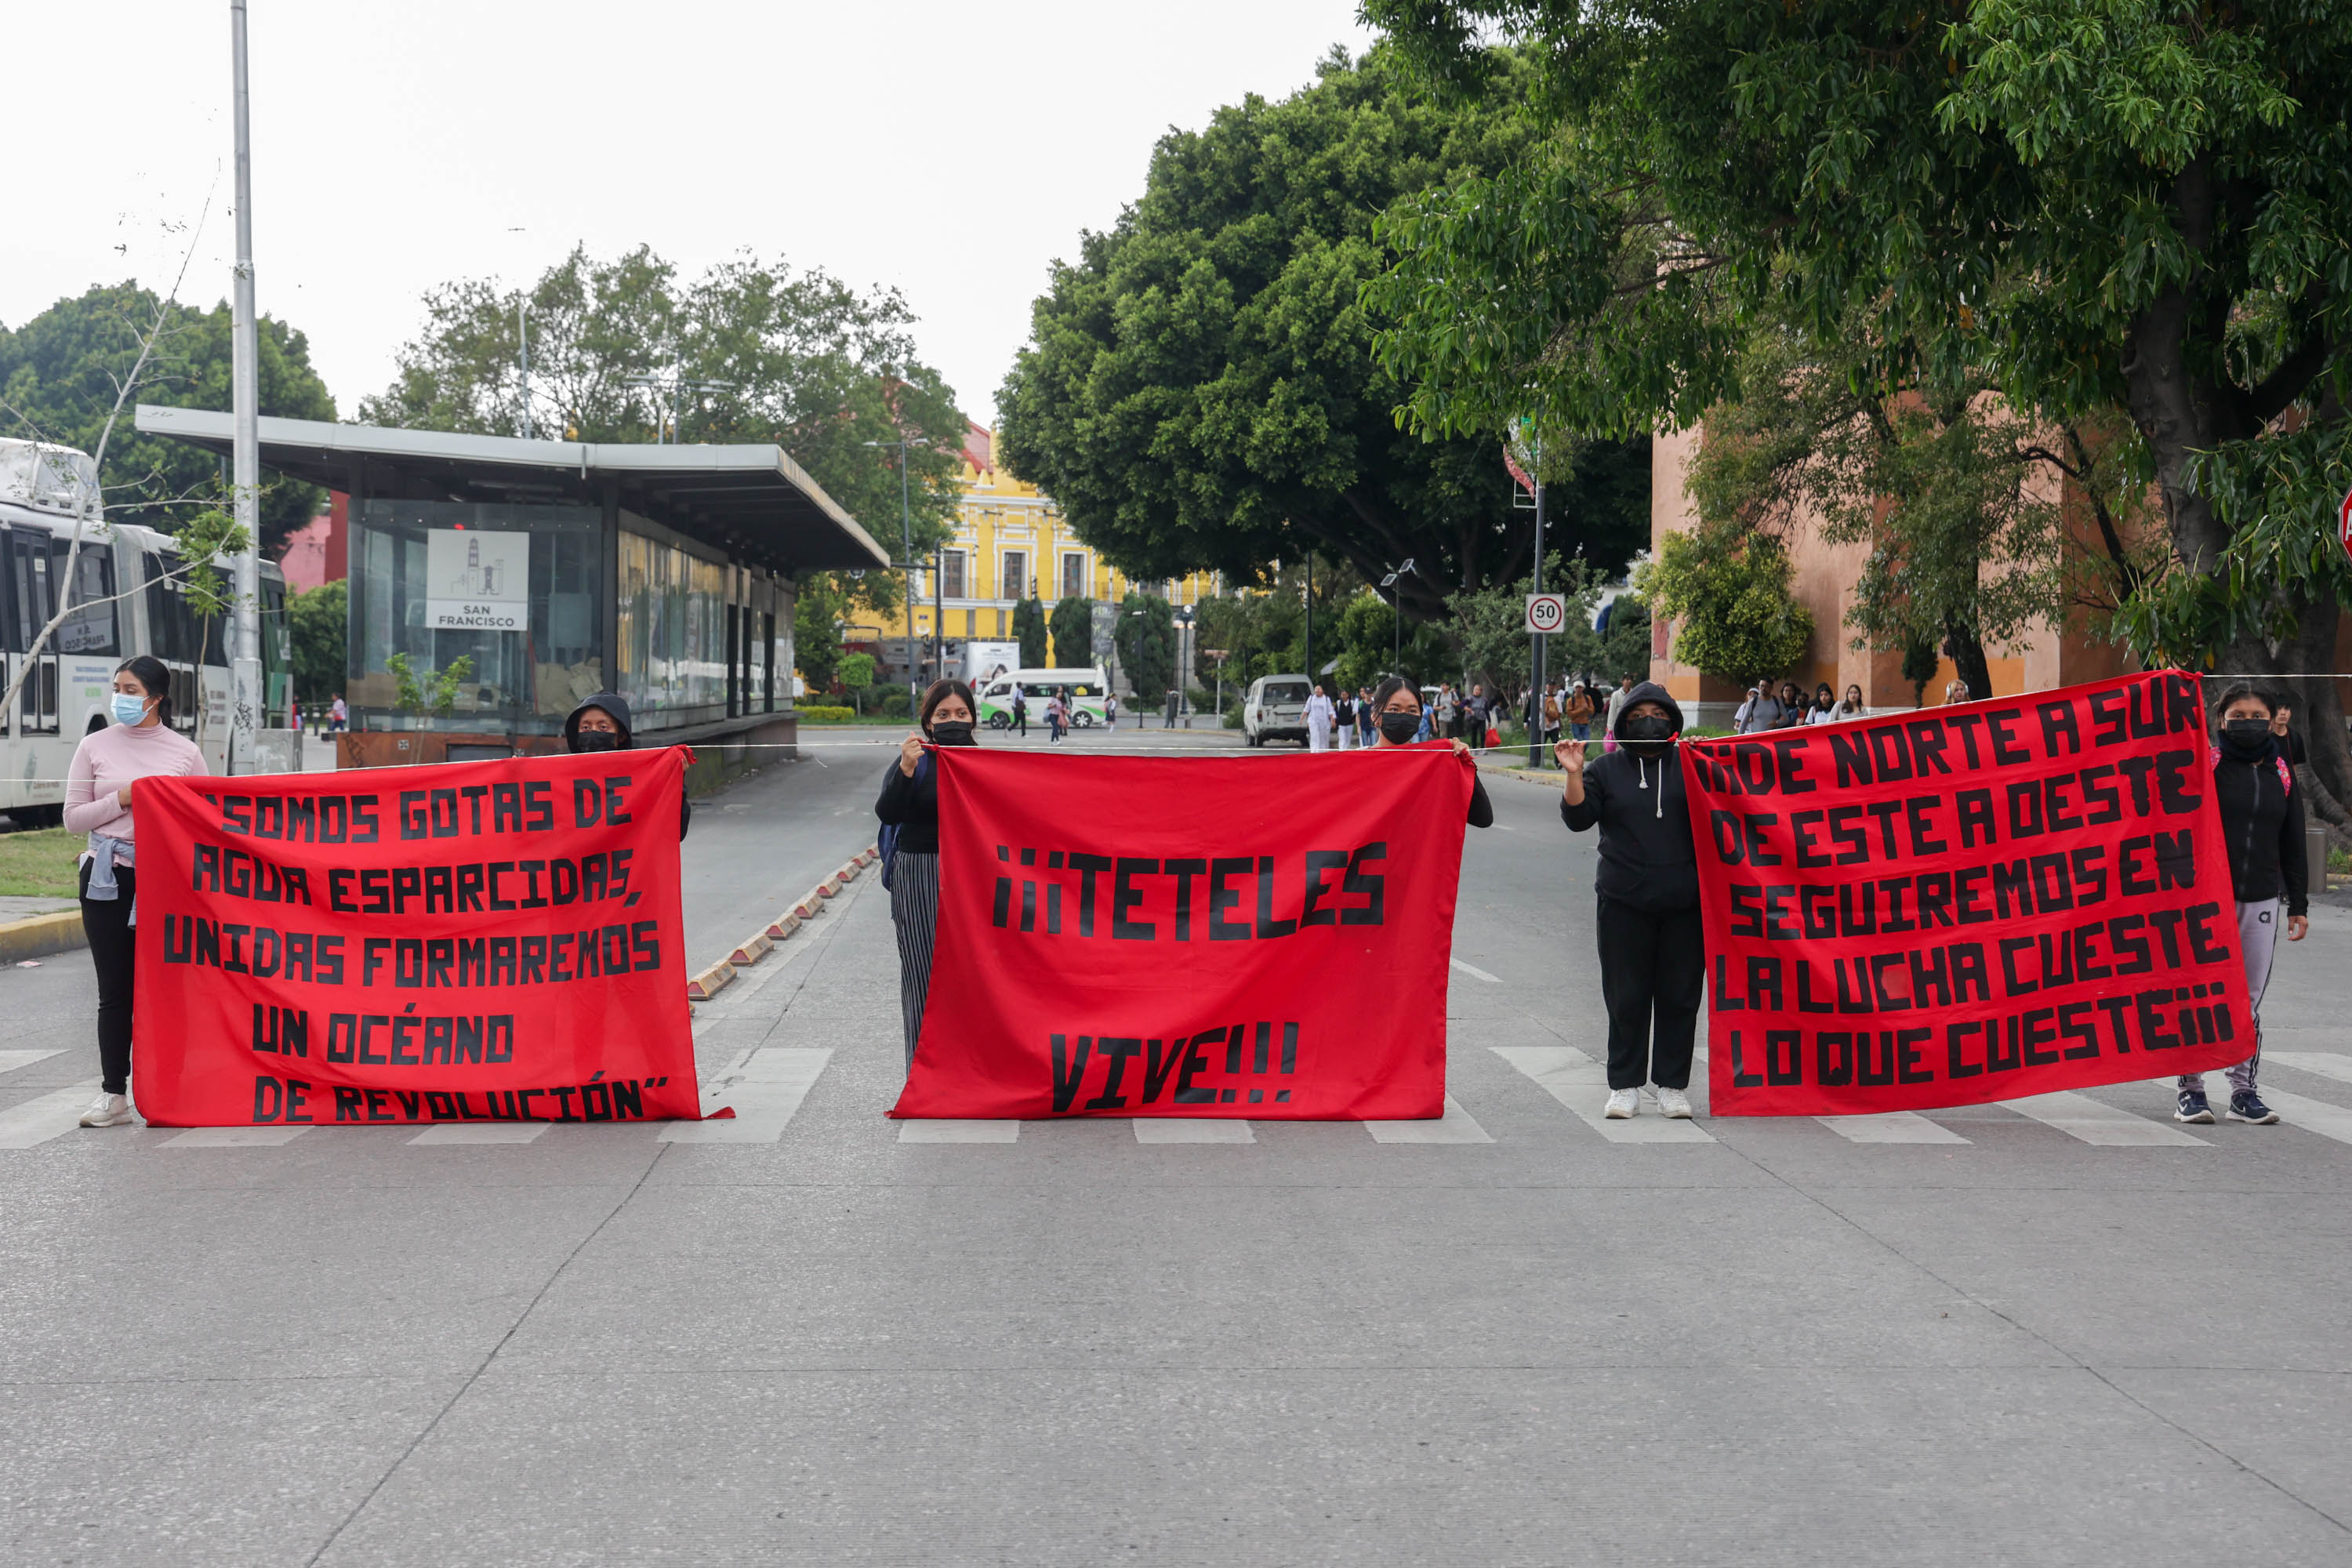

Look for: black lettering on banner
[1207,858,1250,941]
[1112,858,1159,940]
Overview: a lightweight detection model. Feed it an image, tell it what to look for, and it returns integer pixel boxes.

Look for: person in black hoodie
[1555,681,1700,1120]
[564,692,691,840]
[876,678,979,1071]
[2174,684,2308,1126]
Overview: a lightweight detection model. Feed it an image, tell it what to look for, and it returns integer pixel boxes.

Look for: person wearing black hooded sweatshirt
[1555,681,1700,1120]
[564,693,691,840]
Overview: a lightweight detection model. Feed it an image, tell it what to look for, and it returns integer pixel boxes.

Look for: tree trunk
[1944,623,1994,706]
[2227,591,2352,852]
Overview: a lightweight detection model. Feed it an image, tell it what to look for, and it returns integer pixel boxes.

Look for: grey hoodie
[1559,681,1697,912]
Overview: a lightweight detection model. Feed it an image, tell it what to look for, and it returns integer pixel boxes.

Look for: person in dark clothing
[1366,676,1494,827]
[564,693,691,839]
[2174,684,2309,1125]
[876,679,979,1071]
[1555,680,1700,1120]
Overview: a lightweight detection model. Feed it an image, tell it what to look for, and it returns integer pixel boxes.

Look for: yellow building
[876,420,1219,681]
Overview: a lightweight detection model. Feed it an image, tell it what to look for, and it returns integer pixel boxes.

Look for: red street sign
[2340,485,2352,566]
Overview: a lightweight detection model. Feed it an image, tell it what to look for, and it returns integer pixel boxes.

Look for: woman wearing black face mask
[1555,681,1701,1121]
[2170,684,2308,1126]
[877,679,979,1070]
[564,693,691,839]
[1367,676,1493,827]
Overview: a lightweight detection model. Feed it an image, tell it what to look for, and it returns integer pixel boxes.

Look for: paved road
[2,753,2349,1565]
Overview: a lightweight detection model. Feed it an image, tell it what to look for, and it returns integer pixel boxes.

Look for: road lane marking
[0,1049,64,1076]
[662,1047,833,1144]
[898,1119,1021,1143]
[2254,1089,2352,1147]
[1998,1091,2209,1146]
[2269,1051,2352,1087]
[162,1127,310,1147]
[1817,1112,1970,1145]
[1490,1046,1715,1143]
[1365,1094,1493,1143]
[1450,958,1501,983]
[0,1080,105,1149]
[408,1123,550,1145]
[1134,1118,1254,1143]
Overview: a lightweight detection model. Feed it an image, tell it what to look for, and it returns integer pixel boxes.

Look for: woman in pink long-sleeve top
[64,655,203,1128]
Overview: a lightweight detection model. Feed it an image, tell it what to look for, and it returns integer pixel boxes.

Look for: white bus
[975,667,1110,729]
[0,438,291,826]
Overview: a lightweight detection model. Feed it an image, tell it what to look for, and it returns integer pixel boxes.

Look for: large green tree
[1367,1,2352,816]
[998,47,1650,627]
[0,283,336,551]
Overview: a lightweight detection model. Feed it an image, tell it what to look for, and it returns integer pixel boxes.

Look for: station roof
[133,406,891,573]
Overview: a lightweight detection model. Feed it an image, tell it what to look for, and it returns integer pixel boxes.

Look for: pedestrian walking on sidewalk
[1367,677,1493,828]
[65,655,203,1129]
[1602,673,1635,752]
[2174,684,2309,1125]
[1047,694,1068,742]
[877,679,980,1072]
[1305,683,1335,752]
[564,692,691,838]
[1555,681,1701,1122]
[1011,687,1028,736]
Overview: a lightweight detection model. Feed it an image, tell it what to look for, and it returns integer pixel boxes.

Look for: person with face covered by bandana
[1366,676,1493,827]
[876,679,981,1069]
[1555,681,1701,1120]
[564,693,691,840]
[2170,684,2308,1125]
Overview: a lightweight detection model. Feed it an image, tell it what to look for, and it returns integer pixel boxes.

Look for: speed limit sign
[1524,593,1567,634]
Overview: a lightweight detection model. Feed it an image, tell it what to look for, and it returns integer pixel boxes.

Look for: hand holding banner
[1687,671,2246,1114]
[132,750,701,1127]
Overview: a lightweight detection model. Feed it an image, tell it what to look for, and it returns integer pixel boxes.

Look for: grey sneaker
[78,1092,133,1128]
[1603,1089,1639,1120]
[1655,1086,1693,1119]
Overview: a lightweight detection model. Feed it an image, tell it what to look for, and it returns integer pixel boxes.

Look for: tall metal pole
[1303,554,1313,691]
[228,0,263,769]
[517,299,532,439]
[1528,471,1548,768]
[899,443,916,707]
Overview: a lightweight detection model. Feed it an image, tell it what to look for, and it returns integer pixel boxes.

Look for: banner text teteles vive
[1687,671,2247,1115]
[132,750,701,1127]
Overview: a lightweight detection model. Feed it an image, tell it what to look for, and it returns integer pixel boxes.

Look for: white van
[975,667,1110,729]
[1243,674,1312,746]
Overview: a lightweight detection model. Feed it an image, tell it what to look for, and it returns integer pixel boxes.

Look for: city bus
[0,437,291,825]
[975,667,1110,729]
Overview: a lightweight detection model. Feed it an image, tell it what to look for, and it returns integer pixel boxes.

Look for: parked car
[1243,674,1312,747]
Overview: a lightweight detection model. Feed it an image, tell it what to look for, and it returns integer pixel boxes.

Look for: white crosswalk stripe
[2250,1089,2352,1147]
[409,1123,550,1145]
[1490,1046,1715,1143]
[1449,958,1501,983]
[1134,1118,1254,1143]
[662,1047,833,1144]
[1366,1094,1492,1143]
[2267,1051,2352,1087]
[1817,1112,1971,1145]
[1998,1091,2209,1146]
[162,1127,310,1148]
[0,1049,65,1076]
[0,1080,103,1149]
[898,1119,1020,1143]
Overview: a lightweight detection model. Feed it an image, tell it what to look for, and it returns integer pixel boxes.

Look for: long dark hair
[919,678,977,731]
[1371,675,1419,713]
[2209,681,2274,728]
[115,655,173,728]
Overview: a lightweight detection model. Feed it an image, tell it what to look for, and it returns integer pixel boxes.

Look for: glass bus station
[135,406,887,776]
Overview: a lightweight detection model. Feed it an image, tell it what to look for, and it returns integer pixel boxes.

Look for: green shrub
[877,688,912,719]
[796,706,856,723]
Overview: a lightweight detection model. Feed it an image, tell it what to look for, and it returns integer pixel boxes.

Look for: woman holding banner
[1555,682,1700,1120]
[1368,677,1493,828]
[877,679,981,1071]
[2175,685,2310,1126]
[564,693,692,839]
[64,655,204,1129]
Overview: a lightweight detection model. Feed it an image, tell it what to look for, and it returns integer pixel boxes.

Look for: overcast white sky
[3,1,1375,427]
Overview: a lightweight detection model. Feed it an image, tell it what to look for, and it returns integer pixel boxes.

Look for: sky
[2,1,1377,428]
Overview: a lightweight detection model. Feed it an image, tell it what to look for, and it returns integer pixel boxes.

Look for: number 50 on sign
[1524,593,1567,634]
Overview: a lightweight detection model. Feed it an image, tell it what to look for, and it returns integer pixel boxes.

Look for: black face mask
[571,731,622,753]
[1377,710,1421,746]
[1620,713,1676,755]
[2219,717,2273,760]
[929,720,976,747]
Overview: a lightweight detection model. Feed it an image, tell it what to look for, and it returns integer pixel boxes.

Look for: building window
[941,550,967,599]
[994,608,1007,637]
[1001,550,1027,601]
[964,608,978,637]
[1060,552,1085,600]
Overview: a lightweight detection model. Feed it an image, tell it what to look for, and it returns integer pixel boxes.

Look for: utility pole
[864,437,926,707]
[227,0,263,771]
[517,298,532,439]
[1381,557,1416,677]
[1303,554,1314,692]
[1528,431,1548,769]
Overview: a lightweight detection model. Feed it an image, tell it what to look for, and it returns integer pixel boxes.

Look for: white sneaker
[1603,1089,1639,1120]
[1655,1086,1693,1119]
[78,1092,133,1128]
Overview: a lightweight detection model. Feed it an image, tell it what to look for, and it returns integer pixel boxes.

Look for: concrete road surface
[1,748,2348,1565]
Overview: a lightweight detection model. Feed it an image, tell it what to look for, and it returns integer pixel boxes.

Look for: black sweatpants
[79,862,138,1095]
[1595,895,1704,1091]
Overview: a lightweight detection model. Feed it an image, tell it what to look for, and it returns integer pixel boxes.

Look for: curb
[690,845,879,1002]
[0,908,85,964]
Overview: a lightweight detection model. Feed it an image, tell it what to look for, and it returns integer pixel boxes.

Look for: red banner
[891,746,1473,1120]
[1689,670,2249,1114]
[132,751,701,1127]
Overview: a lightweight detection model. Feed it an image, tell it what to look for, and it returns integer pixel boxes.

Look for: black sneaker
[2175,1088,2215,1123]
[2228,1091,2279,1125]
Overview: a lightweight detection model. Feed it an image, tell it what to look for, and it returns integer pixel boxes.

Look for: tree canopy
[998,46,1651,628]
[0,282,336,552]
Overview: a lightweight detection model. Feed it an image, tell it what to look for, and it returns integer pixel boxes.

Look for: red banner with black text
[1689,670,2246,1114]
[132,751,702,1127]
[891,746,1473,1120]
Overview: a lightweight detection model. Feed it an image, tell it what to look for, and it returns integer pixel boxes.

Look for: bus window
[53,543,116,655]
[9,531,52,654]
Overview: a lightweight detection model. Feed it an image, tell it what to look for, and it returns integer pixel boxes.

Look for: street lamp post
[864,437,928,709]
[1379,557,1417,678]
[1173,604,1196,728]
[227,0,262,772]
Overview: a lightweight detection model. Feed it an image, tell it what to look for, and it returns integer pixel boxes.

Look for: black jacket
[1559,681,1697,912]
[876,754,940,854]
[564,692,691,840]
[2214,742,2307,916]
